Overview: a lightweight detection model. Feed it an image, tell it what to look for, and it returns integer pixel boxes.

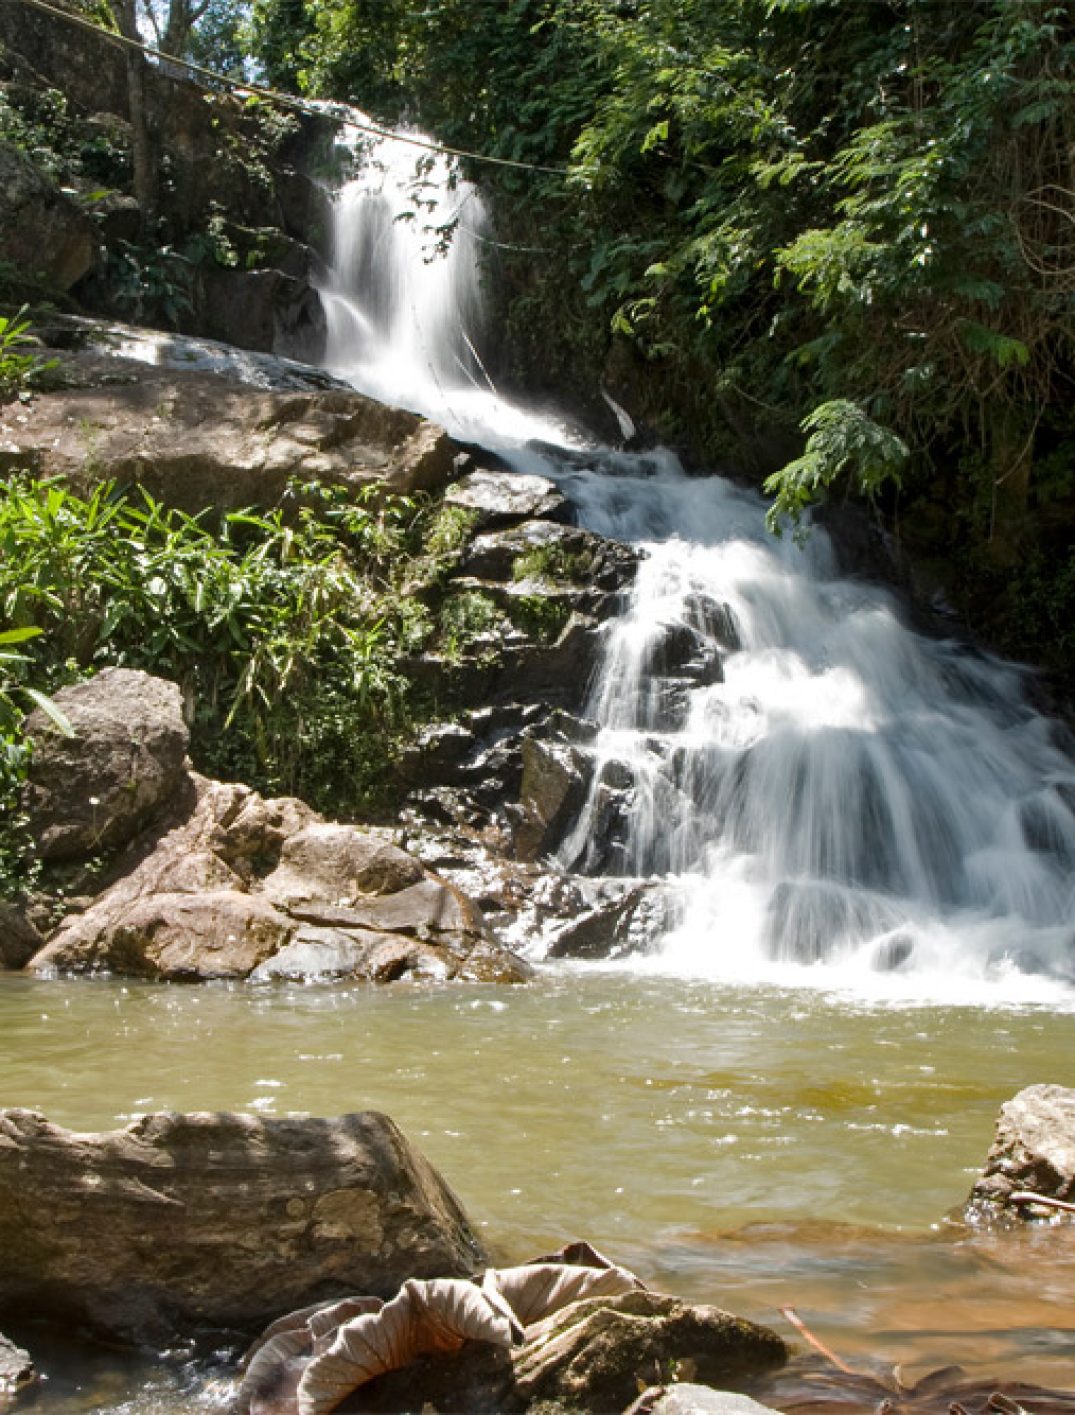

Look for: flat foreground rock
[0,1108,484,1344]
[0,351,456,510]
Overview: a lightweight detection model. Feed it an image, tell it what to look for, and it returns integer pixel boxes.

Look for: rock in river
[965,1083,1075,1223]
[0,1108,485,1345]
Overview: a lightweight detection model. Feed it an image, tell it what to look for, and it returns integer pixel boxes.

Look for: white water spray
[320,122,1075,1002]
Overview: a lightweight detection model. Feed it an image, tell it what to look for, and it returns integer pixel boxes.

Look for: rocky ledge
[19,668,528,985]
[0,344,458,510]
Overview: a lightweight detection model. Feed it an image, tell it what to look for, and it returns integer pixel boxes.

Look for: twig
[779,1306,857,1375]
[1009,1190,1075,1214]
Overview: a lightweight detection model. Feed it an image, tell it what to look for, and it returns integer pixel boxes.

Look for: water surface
[4,969,1074,1406]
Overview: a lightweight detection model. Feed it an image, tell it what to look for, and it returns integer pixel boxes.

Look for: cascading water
[320,122,1075,1004]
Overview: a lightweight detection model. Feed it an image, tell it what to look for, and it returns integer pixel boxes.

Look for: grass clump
[0,474,497,842]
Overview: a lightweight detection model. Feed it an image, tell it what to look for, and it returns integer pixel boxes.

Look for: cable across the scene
[4,0,574,177]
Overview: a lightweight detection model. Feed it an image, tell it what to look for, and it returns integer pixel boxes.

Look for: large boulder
[0,1108,484,1344]
[965,1084,1075,1223]
[0,141,97,290]
[0,351,458,511]
[23,668,190,862]
[28,775,530,983]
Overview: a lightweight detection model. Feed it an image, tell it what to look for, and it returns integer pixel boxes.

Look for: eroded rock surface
[297,1290,787,1414]
[965,1083,1075,1223]
[23,668,190,862]
[0,350,457,510]
[0,1108,484,1344]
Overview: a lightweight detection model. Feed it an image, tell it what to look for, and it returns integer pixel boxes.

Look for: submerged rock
[0,1108,484,1345]
[965,1084,1075,1223]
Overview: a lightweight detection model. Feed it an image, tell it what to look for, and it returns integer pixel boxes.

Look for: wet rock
[0,353,458,511]
[0,1108,484,1344]
[642,621,724,686]
[512,1291,787,1411]
[28,772,530,984]
[965,1084,1075,1223]
[0,141,96,290]
[0,902,43,970]
[0,1331,34,1409]
[23,668,189,863]
[545,879,676,960]
[514,735,592,862]
[444,469,567,527]
[682,593,741,652]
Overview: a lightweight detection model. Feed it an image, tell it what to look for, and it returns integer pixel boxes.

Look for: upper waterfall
[318,118,1075,1005]
[317,121,576,450]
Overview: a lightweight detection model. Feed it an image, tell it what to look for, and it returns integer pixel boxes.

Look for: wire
[3,0,574,178]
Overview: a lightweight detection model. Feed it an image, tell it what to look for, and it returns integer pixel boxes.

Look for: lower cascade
[319,120,1075,1003]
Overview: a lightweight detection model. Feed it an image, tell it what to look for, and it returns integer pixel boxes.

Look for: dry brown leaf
[489,1260,645,1327]
[295,1276,518,1415]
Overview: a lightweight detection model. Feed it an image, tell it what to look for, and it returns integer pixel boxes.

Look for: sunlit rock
[965,1084,1075,1223]
[0,1108,484,1344]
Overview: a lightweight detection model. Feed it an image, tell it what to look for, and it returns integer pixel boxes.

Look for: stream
[5,119,1075,1409]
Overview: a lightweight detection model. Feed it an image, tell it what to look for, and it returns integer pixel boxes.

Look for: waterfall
[320,122,1075,1002]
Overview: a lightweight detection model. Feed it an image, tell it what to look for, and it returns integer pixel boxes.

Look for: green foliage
[0,85,130,187]
[265,0,1075,558]
[436,589,507,663]
[0,308,58,401]
[507,593,570,645]
[0,626,73,903]
[765,401,908,534]
[0,475,442,814]
[513,541,592,584]
[104,241,194,326]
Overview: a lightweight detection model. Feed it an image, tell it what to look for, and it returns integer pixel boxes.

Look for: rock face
[23,668,190,862]
[965,1084,1075,1222]
[0,350,457,511]
[0,141,97,290]
[27,772,528,984]
[0,1108,484,1344]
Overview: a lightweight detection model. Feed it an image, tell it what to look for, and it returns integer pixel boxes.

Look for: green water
[3,966,1075,1407]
